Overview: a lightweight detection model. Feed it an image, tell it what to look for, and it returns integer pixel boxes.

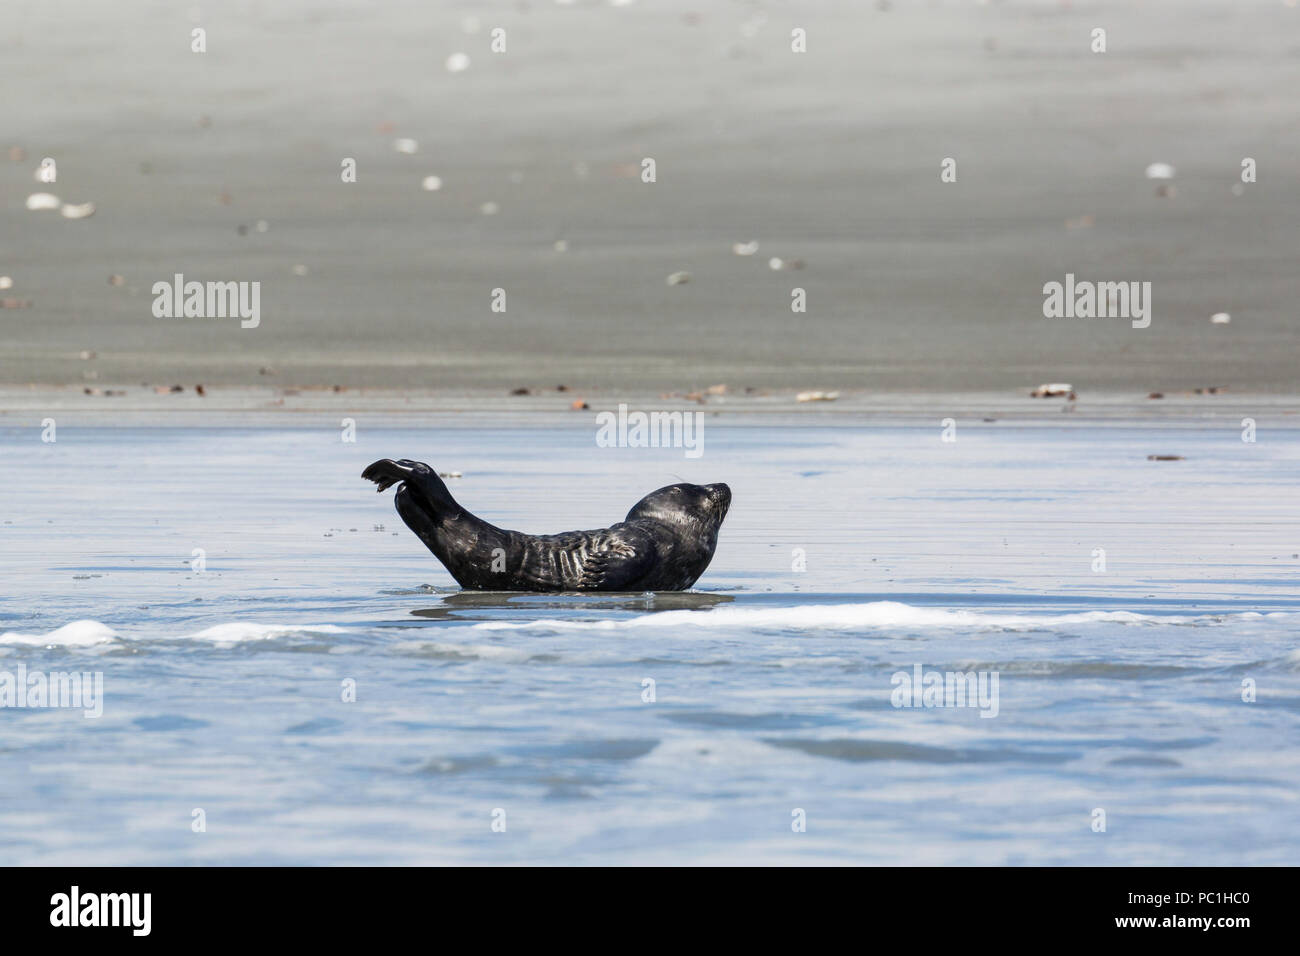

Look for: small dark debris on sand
[1147,455,1185,461]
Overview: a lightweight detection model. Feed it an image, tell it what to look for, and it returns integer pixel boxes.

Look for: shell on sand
[26,192,61,210]
[60,202,96,219]
[1210,312,1231,324]
[796,390,839,403]
[1144,162,1176,180]
[1030,383,1073,398]
[666,271,691,286]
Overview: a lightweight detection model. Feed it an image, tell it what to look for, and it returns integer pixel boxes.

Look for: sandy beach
[3,0,1298,396]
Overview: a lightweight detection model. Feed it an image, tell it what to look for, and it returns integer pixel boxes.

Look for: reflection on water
[410,590,735,619]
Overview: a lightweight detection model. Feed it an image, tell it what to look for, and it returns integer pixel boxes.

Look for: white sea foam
[179,623,351,643]
[5,606,1293,648]
[0,620,119,646]
[470,602,1294,634]
[1,620,350,646]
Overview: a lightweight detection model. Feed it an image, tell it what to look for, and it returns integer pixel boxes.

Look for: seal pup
[362,458,730,591]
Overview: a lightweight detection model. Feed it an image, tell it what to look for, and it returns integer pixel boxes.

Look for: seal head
[362,458,730,592]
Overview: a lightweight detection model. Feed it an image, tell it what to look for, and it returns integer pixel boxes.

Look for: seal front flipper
[575,529,658,590]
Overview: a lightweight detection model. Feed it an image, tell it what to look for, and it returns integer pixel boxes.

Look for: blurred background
[3,0,1298,393]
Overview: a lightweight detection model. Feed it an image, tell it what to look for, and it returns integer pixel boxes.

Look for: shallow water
[2,422,1298,864]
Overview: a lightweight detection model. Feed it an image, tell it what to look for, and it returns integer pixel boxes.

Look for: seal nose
[707,483,731,510]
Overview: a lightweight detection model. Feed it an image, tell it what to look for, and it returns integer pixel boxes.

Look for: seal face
[363,459,731,592]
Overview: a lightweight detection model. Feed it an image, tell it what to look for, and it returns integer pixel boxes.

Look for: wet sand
[2,383,1297,429]
[3,0,1299,394]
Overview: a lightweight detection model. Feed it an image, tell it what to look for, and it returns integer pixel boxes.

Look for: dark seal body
[363,459,731,592]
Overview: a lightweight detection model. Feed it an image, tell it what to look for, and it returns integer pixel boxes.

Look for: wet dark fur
[363,459,731,592]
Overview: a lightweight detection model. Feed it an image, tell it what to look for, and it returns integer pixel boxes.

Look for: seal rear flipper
[362,458,458,504]
[362,458,415,493]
